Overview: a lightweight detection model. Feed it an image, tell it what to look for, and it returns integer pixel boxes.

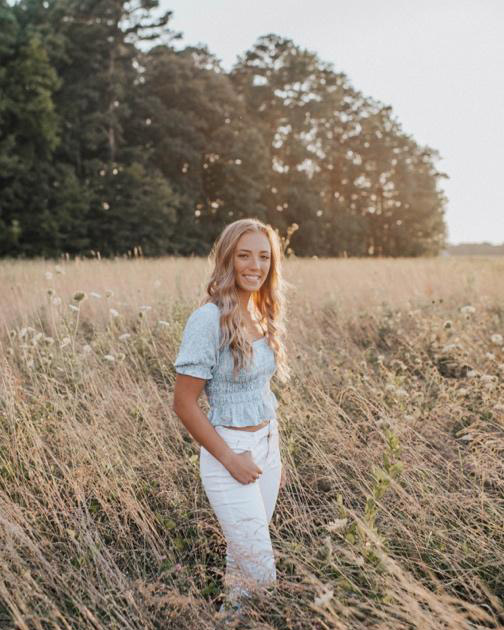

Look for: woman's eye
[238,254,269,259]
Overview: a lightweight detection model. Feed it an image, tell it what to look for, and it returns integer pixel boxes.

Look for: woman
[172,218,290,617]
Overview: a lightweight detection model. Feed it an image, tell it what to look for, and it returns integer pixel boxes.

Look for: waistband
[215,417,276,443]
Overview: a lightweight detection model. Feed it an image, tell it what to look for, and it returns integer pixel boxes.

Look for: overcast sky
[158,0,504,245]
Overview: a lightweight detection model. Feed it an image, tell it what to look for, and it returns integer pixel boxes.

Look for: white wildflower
[490,334,503,346]
[68,304,79,312]
[466,369,478,378]
[385,383,396,393]
[118,333,131,341]
[314,588,334,607]
[44,336,54,345]
[442,343,460,353]
[395,387,408,398]
[60,337,71,349]
[82,344,92,354]
[324,518,348,533]
[32,332,43,345]
[19,327,28,339]
[485,352,496,360]
[109,308,119,318]
[104,354,115,362]
[457,388,468,396]
[52,296,62,306]
[158,320,170,327]
[139,305,152,311]
[90,292,102,299]
[44,271,53,280]
[460,433,474,442]
[390,359,406,371]
[460,305,476,315]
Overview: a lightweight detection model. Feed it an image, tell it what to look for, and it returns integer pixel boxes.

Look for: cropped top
[173,302,278,427]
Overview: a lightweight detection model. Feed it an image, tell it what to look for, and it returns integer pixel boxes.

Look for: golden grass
[0,255,503,629]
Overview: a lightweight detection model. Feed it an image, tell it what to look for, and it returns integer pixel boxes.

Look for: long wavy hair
[199,218,291,384]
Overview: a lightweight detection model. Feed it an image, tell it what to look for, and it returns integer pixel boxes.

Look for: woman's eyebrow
[238,249,271,254]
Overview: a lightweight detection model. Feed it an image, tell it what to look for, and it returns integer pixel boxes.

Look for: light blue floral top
[173,302,278,427]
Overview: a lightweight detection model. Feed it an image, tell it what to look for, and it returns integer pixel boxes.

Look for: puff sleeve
[173,303,220,380]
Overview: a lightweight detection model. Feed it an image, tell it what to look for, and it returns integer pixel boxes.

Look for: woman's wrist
[218,447,236,470]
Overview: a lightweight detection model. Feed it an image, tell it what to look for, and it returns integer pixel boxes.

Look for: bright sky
[158,0,504,245]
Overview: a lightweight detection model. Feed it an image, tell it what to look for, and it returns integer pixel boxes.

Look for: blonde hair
[199,218,291,383]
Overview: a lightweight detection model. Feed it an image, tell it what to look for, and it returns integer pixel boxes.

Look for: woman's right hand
[225,450,263,485]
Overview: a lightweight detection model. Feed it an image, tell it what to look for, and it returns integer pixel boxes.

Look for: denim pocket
[228,444,251,455]
[216,428,252,452]
[200,436,251,460]
[222,436,252,455]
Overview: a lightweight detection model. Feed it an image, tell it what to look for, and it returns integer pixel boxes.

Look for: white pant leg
[257,419,282,523]
[199,420,282,603]
[224,420,282,599]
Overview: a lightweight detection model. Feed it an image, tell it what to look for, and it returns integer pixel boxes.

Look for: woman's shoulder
[185,301,220,332]
[192,301,220,319]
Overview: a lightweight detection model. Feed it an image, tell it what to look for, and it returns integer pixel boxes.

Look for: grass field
[1,255,503,630]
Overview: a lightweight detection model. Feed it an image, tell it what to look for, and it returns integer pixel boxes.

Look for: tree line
[0,0,449,258]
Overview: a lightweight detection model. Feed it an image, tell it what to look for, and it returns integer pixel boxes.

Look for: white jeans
[199,418,282,604]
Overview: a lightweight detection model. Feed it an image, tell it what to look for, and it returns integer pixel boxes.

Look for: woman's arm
[172,373,234,466]
[172,373,263,484]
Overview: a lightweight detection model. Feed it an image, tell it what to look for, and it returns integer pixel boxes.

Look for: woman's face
[233,230,272,295]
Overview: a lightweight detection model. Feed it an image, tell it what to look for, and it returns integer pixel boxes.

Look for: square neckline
[252,335,267,345]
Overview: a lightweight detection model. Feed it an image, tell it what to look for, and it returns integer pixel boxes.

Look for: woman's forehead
[236,231,271,252]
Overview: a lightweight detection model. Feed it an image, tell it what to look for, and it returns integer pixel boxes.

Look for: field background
[1,256,503,630]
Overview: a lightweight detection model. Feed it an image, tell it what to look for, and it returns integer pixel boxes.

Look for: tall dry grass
[0,255,503,630]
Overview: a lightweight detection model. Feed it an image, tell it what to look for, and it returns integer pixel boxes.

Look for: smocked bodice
[173,302,278,427]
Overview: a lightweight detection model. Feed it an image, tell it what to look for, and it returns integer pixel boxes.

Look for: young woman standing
[172,218,290,617]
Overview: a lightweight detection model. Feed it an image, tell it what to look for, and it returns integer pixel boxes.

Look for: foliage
[0,1,448,258]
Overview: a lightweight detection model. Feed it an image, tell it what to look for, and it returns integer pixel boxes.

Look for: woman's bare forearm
[173,400,234,467]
